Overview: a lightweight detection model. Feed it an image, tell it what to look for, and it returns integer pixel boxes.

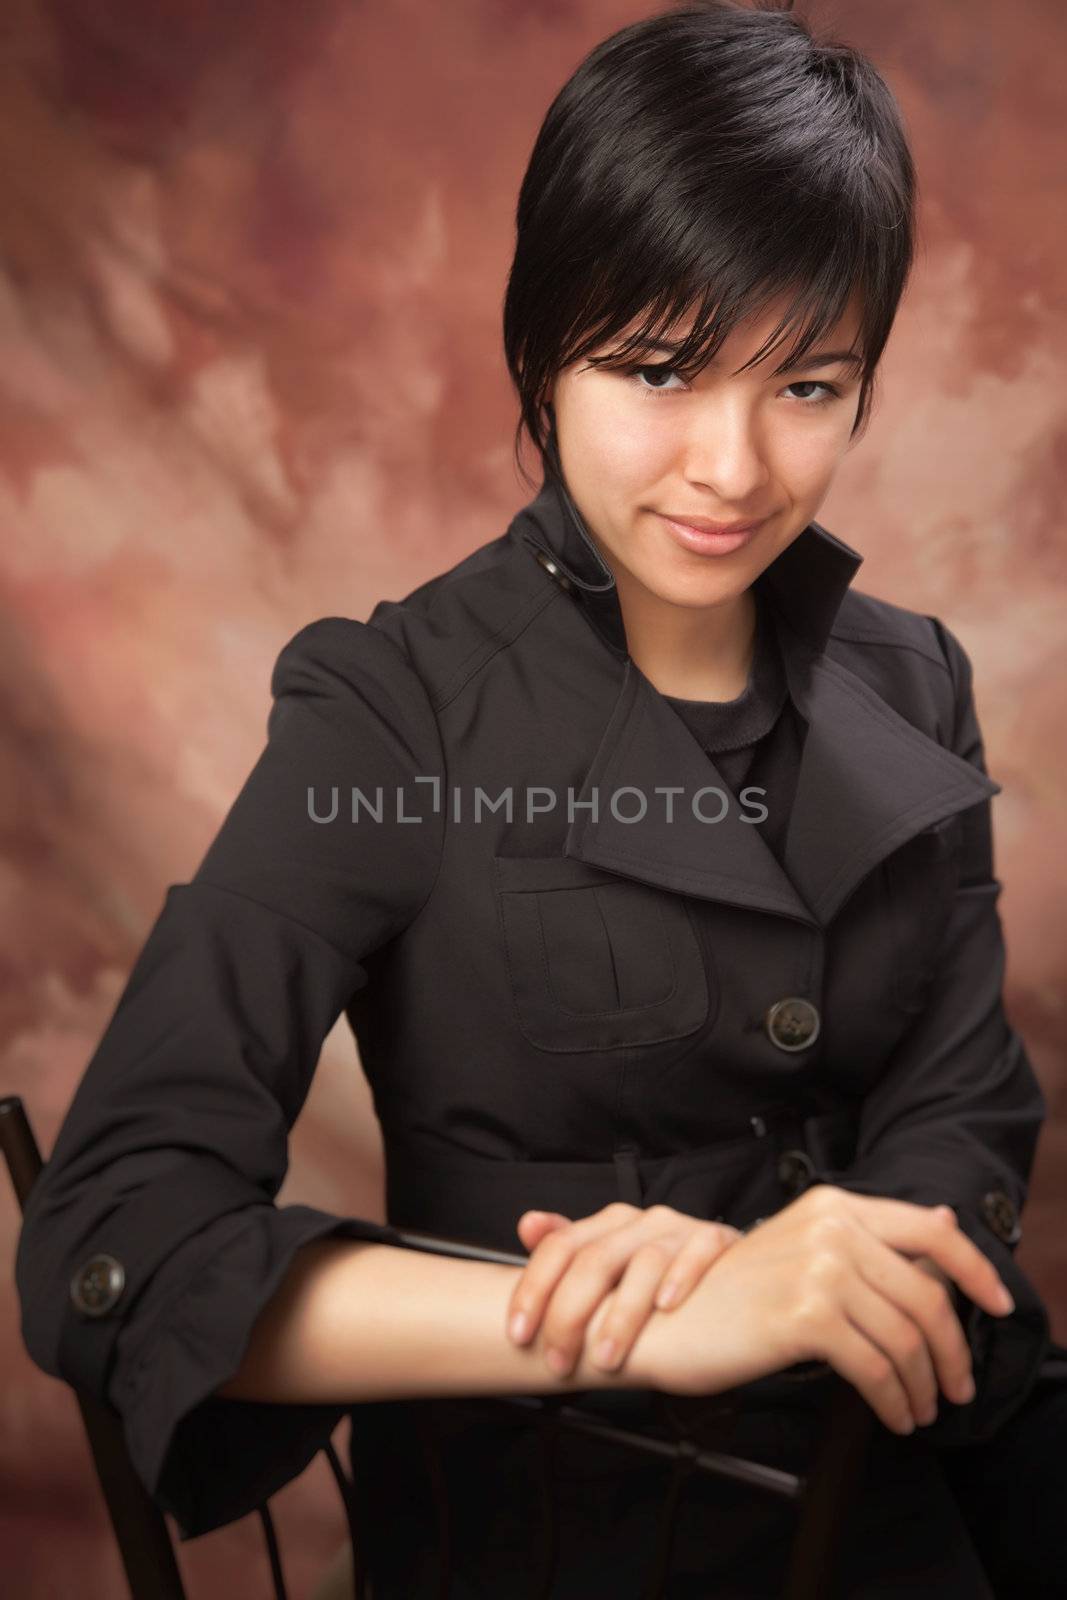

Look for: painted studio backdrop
[1,1,1064,1595]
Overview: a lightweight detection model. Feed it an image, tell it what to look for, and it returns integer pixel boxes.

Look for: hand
[632,1187,1015,1437]
[506,1202,742,1380]
[912,1253,953,1291]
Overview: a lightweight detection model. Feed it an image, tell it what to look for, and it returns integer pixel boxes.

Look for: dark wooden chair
[2,1093,875,1600]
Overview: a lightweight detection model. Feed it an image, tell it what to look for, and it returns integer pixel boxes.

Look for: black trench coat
[15,455,1058,1597]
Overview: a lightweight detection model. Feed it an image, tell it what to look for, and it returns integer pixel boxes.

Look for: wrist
[534,1290,665,1394]
[588,1295,665,1391]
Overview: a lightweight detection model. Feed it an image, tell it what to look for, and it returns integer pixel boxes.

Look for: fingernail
[958,1374,976,1403]
[656,1281,678,1308]
[594,1338,619,1368]
[545,1347,569,1376]
[997,1285,1015,1314]
[509,1311,529,1343]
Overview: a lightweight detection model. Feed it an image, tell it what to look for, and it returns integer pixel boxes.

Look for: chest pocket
[881,816,962,1014]
[494,853,710,1053]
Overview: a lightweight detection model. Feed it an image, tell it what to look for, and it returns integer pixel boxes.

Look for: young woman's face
[548,291,866,616]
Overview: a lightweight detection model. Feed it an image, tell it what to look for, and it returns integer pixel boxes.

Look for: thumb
[516,1210,571,1248]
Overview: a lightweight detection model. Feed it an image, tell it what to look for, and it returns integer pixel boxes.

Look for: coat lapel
[776,649,998,926]
[509,443,1000,931]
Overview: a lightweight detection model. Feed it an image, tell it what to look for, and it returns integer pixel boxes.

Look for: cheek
[578,401,665,496]
[775,431,845,506]
[600,430,662,492]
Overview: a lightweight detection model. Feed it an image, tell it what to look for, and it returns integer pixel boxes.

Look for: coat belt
[382,1106,861,1254]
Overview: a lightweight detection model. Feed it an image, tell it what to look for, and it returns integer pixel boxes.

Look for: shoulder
[268,611,454,773]
[361,532,558,710]
[270,528,552,730]
[830,587,948,666]
[270,615,437,736]
[826,588,977,742]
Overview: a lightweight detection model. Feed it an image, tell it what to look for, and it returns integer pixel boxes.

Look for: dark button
[70,1254,126,1318]
[778,1149,816,1198]
[764,997,821,1052]
[982,1189,1022,1245]
[533,549,575,593]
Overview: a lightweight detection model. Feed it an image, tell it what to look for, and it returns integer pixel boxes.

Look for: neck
[611,567,758,702]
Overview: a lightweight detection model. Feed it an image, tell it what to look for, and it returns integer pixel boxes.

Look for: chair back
[3,1093,873,1600]
[3,1095,192,1598]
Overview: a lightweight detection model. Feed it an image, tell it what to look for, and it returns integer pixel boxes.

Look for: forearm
[215,1237,660,1403]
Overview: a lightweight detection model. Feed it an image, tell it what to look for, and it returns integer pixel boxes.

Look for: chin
[638,568,744,611]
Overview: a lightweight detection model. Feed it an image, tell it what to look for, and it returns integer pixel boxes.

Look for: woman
[15,2,1064,1596]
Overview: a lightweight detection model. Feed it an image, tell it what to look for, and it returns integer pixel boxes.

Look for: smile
[654,512,765,556]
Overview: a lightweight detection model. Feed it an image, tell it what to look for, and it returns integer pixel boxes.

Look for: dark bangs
[502,0,918,487]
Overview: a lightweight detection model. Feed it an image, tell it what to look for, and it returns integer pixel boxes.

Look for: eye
[621,362,687,394]
[784,379,842,407]
[619,363,844,406]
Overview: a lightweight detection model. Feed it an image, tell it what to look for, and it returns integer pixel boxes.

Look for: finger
[539,1227,682,1376]
[840,1270,940,1426]
[824,1315,918,1436]
[791,1282,916,1436]
[899,1208,1011,1319]
[506,1204,639,1345]
[516,1211,571,1251]
[853,1238,974,1407]
[653,1224,741,1310]
[510,1213,573,1333]
[828,1194,1012,1317]
[546,1236,677,1378]
[911,1252,952,1290]
[590,1243,682,1371]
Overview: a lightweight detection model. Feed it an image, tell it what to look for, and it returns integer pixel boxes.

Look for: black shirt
[662,589,808,865]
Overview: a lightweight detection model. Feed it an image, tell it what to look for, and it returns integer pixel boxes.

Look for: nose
[680,397,771,505]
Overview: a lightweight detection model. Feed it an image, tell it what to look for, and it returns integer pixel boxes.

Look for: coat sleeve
[14,616,446,1539]
[825,617,1050,1446]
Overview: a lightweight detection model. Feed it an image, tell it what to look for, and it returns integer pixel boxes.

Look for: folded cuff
[107,1203,394,1539]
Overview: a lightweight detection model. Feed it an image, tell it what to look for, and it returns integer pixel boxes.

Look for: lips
[658,513,764,534]
[654,511,765,557]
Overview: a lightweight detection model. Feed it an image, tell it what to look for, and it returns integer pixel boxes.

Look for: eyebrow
[628,337,865,376]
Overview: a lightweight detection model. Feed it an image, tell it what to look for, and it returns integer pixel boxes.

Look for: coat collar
[506,434,1000,930]
[515,414,866,663]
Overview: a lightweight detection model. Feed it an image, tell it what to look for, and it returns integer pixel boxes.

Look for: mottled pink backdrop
[1,1,1063,1594]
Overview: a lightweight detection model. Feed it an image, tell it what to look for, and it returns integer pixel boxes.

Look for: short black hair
[502,0,918,488]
